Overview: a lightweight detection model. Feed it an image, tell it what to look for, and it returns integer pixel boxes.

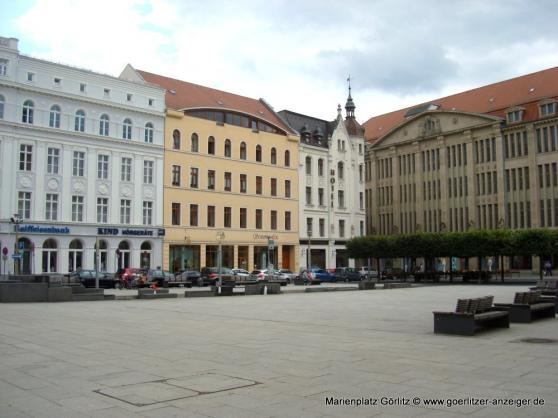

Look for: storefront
[0,222,164,275]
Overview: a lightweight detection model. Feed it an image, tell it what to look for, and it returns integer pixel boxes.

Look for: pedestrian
[544,260,552,276]
[487,258,493,272]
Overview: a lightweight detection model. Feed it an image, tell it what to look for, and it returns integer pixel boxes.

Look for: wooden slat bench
[494,291,556,323]
[433,296,509,336]
[529,279,558,297]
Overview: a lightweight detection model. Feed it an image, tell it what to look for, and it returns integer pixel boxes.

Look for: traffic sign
[18,242,25,250]
[11,253,22,260]
[2,247,7,256]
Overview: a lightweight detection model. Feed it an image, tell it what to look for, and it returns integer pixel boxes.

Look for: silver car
[274,269,296,283]
[232,268,251,278]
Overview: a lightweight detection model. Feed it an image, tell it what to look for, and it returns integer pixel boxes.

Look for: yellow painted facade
[163,109,299,273]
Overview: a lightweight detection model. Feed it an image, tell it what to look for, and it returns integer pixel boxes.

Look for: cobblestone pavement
[1,285,557,417]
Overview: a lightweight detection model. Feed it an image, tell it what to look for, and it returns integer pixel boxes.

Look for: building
[363,66,558,271]
[121,66,300,273]
[0,37,166,275]
[279,89,366,269]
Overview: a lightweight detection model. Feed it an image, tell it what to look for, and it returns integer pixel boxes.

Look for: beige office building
[364,66,558,271]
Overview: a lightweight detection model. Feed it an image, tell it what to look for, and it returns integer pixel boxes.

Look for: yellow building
[124,68,299,272]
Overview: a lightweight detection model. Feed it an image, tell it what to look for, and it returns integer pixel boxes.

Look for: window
[306,218,313,237]
[0,59,7,76]
[271,178,277,196]
[73,151,85,176]
[305,156,312,175]
[319,218,325,237]
[143,160,153,184]
[285,211,291,230]
[80,83,86,93]
[191,133,198,152]
[224,207,232,228]
[240,142,247,160]
[27,72,34,82]
[208,136,215,155]
[318,188,324,206]
[171,165,181,186]
[271,210,277,230]
[47,148,60,174]
[284,150,290,167]
[271,147,277,164]
[240,208,247,228]
[144,123,154,143]
[22,100,34,124]
[19,144,32,171]
[208,170,215,190]
[256,176,262,195]
[173,130,181,150]
[285,180,291,198]
[256,145,262,162]
[190,204,198,226]
[122,118,132,139]
[99,114,110,136]
[306,187,312,205]
[121,157,132,182]
[126,93,133,102]
[54,77,61,86]
[240,174,247,193]
[143,201,153,225]
[104,88,110,97]
[18,191,31,219]
[97,155,109,179]
[97,197,108,223]
[75,110,86,132]
[256,209,263,229]
[190,167,198,188]
[339,220,345,238]
[120,199,131,224]
[507,109,522,123]
[72,195,84,222]
[207,206,215,227]
[49,105,61,128]
[171,203,180,225]
[0,95,4,119]
[338,162,344,180]
[224,139,231,157]
[540,102,556,117]
[338,190,345,208]
[360,192,364,210]
[148,98,154,106]
[318,159,324,176]
[224,172,232,191]
[359,164,363,182]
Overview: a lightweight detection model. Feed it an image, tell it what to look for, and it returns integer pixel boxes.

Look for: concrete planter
[358,281,376,290]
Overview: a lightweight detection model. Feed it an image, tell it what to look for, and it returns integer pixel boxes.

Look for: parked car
[248,269,287,285]
[200,267,235,286]
[232,268,251,279]
[358,266,379,280]
[308,268,335,282]
[275,269,296,283]
[145,269,172,287]
[167,270,198,287]
[70,270,118,289]
[250,269,270,281]
[115,268,148,288]
[333,267,361,282]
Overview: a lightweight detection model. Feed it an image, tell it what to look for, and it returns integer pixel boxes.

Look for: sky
[2,0,558,123]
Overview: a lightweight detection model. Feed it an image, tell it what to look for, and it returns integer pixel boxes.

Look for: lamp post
[10,214,23,275]
[94,236,99,289]
[307,229,312,270]
[216,231,225,289]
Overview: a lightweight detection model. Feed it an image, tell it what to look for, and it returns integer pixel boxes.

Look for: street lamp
[10,214,23,275]
[307,228,312,270]
[216,231,225,289]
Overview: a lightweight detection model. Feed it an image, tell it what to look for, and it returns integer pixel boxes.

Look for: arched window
[256,145,262,162]
[208,136,215,155]
[224,139,232,157]
[42,238,58,273]
[94,239,108,272]
[68,239,83,272]
[140,241,152,269]
[16,237,33,274]
[318,158,324,176]
[122,118,132,139]
[22,100,34,124]
[49,105,61,128]
[99,114,110,136]
[0,95,4,119]
[191,133,198,152]
[338,162,344,180]
[117,240,131,269]
[144,122,154,143]
[75,109,85,132]
[240,142,247,160]
[305,156,312,175]
[271,147,277,165]
[284,150,290,167]
[172,129,181,150]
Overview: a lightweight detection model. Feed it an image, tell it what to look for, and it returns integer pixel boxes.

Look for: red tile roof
[363,66,558,142]
[137,70,294,134]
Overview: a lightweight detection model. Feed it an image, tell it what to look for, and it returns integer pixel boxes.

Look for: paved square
[1,285,557,417]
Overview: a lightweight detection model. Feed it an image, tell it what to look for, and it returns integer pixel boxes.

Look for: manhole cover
[515,338,557,344]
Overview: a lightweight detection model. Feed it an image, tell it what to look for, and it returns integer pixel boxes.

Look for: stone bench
[211,285,234,296]
[383,283,411,289]
[494,291,556,323]
[185,290,215,298]
[433,296,510,336]
[137,288,177,299]
[358,281,376,290]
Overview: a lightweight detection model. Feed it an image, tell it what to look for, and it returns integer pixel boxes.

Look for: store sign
[98,228,165,237]
[253,233,278,240]
[17,225,70,234]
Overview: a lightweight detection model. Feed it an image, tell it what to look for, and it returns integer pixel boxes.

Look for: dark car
[70,270,117,289]
[333,267,361,282]
[167,270,198,287]
[200,267,235,286]
[146,270,172,287]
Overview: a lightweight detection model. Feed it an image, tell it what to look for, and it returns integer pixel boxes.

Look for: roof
[278,110,336,148]
[363,66,558,142]
[137,70,294,134]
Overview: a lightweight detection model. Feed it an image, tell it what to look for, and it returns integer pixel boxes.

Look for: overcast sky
[2,0,558,122]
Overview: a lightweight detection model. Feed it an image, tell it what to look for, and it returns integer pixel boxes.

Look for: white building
[279,90,366,269]
[0,37,166,275]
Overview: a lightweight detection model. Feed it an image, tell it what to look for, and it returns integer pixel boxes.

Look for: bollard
[264,285,268,295]
[218,286,221,294]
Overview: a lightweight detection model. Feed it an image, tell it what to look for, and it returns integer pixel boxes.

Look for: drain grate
[513,338,557,344]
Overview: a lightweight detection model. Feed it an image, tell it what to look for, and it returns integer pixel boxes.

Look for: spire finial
[345,75,355,119]
[347,75,352,98]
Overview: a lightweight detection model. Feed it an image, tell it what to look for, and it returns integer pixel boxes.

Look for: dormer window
[0,59,8,76]
[27,72,34,82]
[507,109,523,123]
[126,93,133,102]
[539,102,556,117]
[104,88,110,97]
[80,83,87,93]
[54,77,61,86]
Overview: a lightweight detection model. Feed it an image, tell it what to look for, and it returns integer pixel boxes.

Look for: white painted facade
[0,37,166,275]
